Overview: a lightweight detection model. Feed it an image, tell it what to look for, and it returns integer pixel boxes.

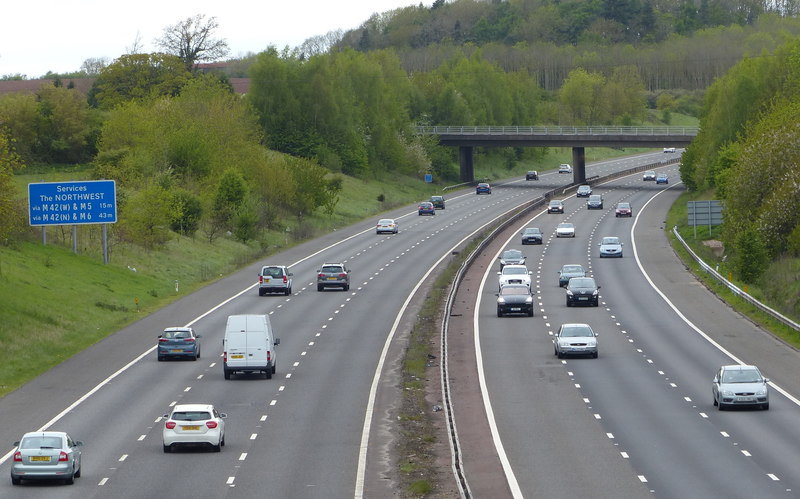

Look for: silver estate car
[713,365,770,410]
[11,431,83,485]
[317,262,350,291]
[554,323,598,358]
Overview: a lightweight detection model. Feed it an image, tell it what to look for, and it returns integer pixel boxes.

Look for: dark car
[525,170,539,181]
[558,264,586,287]
[547,200,565,213]
[499,249,526,269]
[656,173,669,184]
[418,201,436,215]
[615,202,632,217]
[576,185,592,197]
[430,195,445,209]
[521,227,543,245]
[496,284,534,317]
[565,277,600,307]
[158,327,201,361]
[476,183,492,195]
[587,194,603,209]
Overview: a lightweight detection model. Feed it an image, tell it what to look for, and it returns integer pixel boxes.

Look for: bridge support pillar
[572,147,586,183]
[459,146,474,183]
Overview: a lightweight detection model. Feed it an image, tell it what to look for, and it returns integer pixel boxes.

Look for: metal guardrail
[417,125,699,136]
[672,226,800,332]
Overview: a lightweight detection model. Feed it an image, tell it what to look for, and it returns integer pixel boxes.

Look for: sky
[0,1,431,78]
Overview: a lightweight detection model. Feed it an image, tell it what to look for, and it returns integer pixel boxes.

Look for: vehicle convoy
[222,314,280,380]
[11,431,83,485]
[162,403,226,453]
[258,265,293,295]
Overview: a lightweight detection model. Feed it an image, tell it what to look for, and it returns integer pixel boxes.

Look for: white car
[556,223,575,238]
[598,236,623,257]
[497,264,532,291]
[558,163,573,174]
[375,218,398,234]
[663,147,676,153]
[643,170,656,181]
[163,404,226,452]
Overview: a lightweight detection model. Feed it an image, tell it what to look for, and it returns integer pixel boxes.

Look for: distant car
[556,222,575,238]
[376,218,399,234]
[11,431,83,485]
[258,265,293,295]
[712,365,770,410]
[497,264,532,291]
[558,163,572,174]
[430,195,445,209]
[615,202,632,217]
[547,200,565,213]
[158,327,201,361]
[521,227,543,245]
[418,201,436,215]
[586,194,604,209]
[576,185,592,197]
[643,171,656,181]
[317,262,350,291]
[496,284,534,317]
[476,183,492,194]
[598,236,624,258]
[553,323,598,358]
[162,403,226,453]
[558,264,586,287]
[663,147,676,153]
[499,249,526,269]
[525,170,539,181]
[656,173,669,184]
[565,277,601,307]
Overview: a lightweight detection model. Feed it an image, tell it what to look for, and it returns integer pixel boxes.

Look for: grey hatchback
[158,327,201,361]
[11,431,83,485]
[317,263,350,291]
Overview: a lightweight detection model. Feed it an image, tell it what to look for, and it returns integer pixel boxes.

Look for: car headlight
[566,290,573,296]
[525,297,533,303]
[497,297,506,304]
[592,290,599,296]
[756,387,767,396]
[721,389,734,396]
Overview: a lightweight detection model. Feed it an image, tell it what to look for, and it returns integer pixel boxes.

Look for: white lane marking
[270,400,277,406]
[721,432,729,437]
[700,413,709,418]
[293,362,300,367]
[138,435,146,441]
[638,476,648,483]
[119,455,127,461]
[250,434,257,440]
[239,453,247,461]
[197,374,203,379]
[607,433,615,439]
[260,415,267,422]
[99,478,109,485]
[621,452,629,458]
[630,183,800,407]
[279,386,285,392]
[226,477,235,485]
[742,450,751,457]
[184,386,191,392]
[767,474,779,481]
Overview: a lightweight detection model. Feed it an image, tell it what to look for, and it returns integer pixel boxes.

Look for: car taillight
[338,273,347,278]
[283,275,288,283]
[13,451,21,462]
[223,351,227,362]
[259,275,264,283]
[165,421,176,429]
[158,338,168,342]
[318,273,325,278]
[185,338,195,342]
[267,351,271,363]
[206,421,218,429]
[58,451,69,462]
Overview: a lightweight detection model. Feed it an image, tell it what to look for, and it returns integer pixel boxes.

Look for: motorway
[3,150,786,499]
[453,164,800,498]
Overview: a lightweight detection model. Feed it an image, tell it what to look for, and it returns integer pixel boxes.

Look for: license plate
[737,397,754,402]
[171,349,183,352]
[182,425,201,431]
[510,308,521,311]
[231,354,244,359]
[327,277,337,280]
[578,297,588,300]
[31,456,51,462]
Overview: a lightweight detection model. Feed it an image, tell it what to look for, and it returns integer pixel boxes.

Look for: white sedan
[598,236,623,257]
[556,223,575,238]
[497,264,532,291]
[375,218,398,234]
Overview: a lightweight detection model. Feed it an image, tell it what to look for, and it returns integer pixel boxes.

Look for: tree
[89,53,191,109]
[0,128,25,243]
[155,14,230,72]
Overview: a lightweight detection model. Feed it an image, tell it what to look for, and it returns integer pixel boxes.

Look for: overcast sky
[0,1,431,78]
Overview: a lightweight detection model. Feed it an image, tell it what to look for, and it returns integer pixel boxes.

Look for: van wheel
[272,362,277,374]
[224,370,231,380]
[265,369,272,380]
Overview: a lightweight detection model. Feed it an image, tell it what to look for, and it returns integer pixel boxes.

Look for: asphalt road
[0,151,682,498]
[464,165,800,498]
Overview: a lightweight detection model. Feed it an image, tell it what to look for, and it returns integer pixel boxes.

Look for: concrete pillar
[572,147,586,183]
[459,146,474,183]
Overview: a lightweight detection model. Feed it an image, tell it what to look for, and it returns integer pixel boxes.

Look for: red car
[615,202,632,217]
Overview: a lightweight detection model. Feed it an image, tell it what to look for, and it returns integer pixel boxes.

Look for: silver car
[11,431,83,485]
[712,365,770,410]
[554,323,598,358]
[598,236,623,258]
[317,262,350,291]
[259,265,293,295]
[499,249,526,269]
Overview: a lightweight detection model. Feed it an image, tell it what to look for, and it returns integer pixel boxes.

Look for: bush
[732,226,769,284]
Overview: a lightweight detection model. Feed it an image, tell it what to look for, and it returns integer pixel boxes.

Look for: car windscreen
[602,238,619,245]
[172,411,212,421]
[569,278,595,288]
[503,268,527,275]
[21,436,63,449]
[321,266,343,273]
[561,326,592,337]
[503,250,522,258]
[563,266,583,273]
[501,286,528,296]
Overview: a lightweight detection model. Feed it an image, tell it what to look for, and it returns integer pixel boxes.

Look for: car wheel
[65,467,75,484]
[157,356,164,362]
[11,476,21,485]
[497,309,503,317]
[285,287,291,295]
[593,352,598,359]
[196,348,201,359]
[224,370,231,380]
[221,434,226,447]
[557,351,564,359]
[528,309,534,317]
[718,402,726,411]
[762,403,770,410]
[74,466,81,478]
[566,298,571,307]
[317,284,324,292]
[213,442,221,452]
[344,284,350,291]
[713,395,718,406]
[258,288,266,296]
[594,300,599,307]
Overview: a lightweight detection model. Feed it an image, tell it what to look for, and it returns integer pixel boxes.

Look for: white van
[223,315,280,379]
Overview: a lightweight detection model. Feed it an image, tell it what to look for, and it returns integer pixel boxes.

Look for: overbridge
[417,126,698,183]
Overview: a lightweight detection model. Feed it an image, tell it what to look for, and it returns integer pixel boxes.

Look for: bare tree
[126,31,145,54]
[80,57,109,75]
[155,14,230,71]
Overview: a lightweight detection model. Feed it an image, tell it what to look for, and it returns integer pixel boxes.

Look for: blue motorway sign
[28,180,117,226]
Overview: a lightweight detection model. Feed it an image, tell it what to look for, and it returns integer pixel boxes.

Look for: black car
[521,227,543,245]
[576,185,592,197]
[547,200,565,213]
[430,195,445,209]
[587,194,604,209]
[496,285,534,317]
[565,277,601,307]
[499,249,526,269]
[525,170,539,181]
